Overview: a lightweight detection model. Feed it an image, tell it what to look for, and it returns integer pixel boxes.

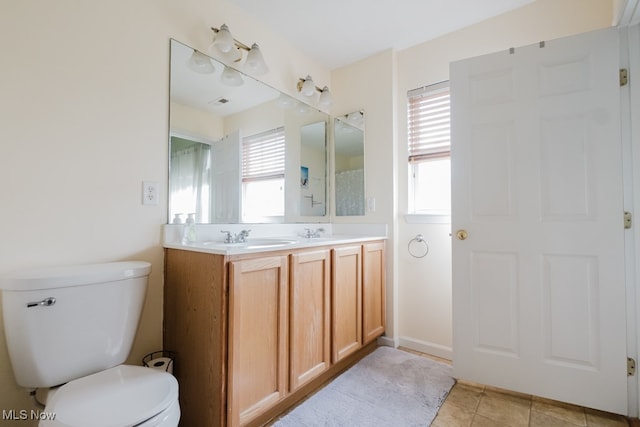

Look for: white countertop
[164,234,387,255]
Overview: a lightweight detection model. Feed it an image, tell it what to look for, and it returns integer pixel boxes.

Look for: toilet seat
[40,365,179,427]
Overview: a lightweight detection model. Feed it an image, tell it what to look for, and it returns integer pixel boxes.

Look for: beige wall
[0,1,328,423]
[170,102,225,141]
[394,0,615,357]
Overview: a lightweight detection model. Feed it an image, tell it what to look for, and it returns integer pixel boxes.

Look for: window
[242,127,285,221]
[407,81,451,216]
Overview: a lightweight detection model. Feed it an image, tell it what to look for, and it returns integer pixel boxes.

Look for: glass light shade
[187,50,215,74]
[218,48,243,63]
[318,86,333,107]
[244,43,268,75]
[347,111,363,126]
[295,102,312,115]
[277,93,296,109]
[220,66,244,87]
[300,75,316,97]
[213,24,234,54]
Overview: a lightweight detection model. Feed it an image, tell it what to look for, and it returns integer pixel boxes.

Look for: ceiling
[229,0,535,70]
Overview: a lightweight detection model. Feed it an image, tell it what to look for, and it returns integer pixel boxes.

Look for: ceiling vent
[209,97,230,107]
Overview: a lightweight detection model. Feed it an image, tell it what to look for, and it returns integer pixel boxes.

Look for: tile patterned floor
[399,347,632,427]
[432,381,631,427]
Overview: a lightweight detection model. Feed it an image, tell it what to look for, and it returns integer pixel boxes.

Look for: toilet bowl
[0,261,180,427]
[40,365,179,427]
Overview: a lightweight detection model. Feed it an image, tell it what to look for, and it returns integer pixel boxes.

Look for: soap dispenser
[182,213,196,245]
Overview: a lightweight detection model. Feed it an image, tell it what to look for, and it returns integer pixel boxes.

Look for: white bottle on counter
[181,213,196,244]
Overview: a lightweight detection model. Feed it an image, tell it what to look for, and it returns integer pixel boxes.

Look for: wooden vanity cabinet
[164,240,385,427]
[331,246,362,363]
[331,241,387,361]
[289,249,331,391]
[227,256,289,427]
[362,242,386,344]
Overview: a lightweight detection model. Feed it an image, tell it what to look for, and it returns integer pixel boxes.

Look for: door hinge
[625,211,632,229]
[628,357,636,376]
[620,68,629,87]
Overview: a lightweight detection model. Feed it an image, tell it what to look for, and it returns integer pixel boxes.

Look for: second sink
[226,238,298,249]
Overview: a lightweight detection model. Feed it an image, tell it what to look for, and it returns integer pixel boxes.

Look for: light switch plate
[367,196,376,213]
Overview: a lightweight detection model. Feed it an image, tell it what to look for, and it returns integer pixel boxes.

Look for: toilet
[0,261,180,427]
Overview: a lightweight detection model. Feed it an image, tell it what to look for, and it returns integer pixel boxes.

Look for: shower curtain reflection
[169,136,212,223]
[335,169,364,216]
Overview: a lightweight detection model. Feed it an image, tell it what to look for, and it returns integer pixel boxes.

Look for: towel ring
[408,234,429,258]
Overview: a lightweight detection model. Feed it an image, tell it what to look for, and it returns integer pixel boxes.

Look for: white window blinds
[242,127,285,181]
[407,81,450,163]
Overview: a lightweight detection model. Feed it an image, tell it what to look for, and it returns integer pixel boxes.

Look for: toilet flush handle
[26,297,56,308]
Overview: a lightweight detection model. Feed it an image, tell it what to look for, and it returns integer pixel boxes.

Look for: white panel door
[211,129,241,223]
[451,27,627,414]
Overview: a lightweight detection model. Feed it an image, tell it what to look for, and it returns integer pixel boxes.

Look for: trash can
[142,351,175,375]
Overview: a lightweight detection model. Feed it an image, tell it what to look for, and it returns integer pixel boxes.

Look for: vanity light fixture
[187,49,215,74]
[319,86,333,107]
[220,65,244,87]
[211,24,234,53]
[244,43,268,75]
[276,93,297,110]
[337,111,364,132]
[346,111,364,126]
[297,75,333,108]
[210,24,269,76]
[299,75,316,97]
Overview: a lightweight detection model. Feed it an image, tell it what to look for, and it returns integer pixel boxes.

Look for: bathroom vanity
[163,233,386,427]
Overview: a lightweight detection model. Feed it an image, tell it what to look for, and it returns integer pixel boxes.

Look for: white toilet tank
[0,261,151,389]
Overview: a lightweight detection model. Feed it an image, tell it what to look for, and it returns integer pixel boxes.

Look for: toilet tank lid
[0,261,151,291]
[40,365,178,427]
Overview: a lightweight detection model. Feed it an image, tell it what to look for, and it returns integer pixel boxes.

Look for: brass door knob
[456,229,468,240]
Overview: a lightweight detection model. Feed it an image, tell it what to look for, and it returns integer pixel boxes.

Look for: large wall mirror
[169,39,329,224]
[334,111,365,216]
[300,121,326,216]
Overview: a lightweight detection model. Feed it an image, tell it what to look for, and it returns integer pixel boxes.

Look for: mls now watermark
[2,409,56,421]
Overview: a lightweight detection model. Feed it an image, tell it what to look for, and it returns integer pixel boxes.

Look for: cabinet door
[228,256,288,427]
[362,242,386,344]
[289,250,331,391]
[331,246,362,363]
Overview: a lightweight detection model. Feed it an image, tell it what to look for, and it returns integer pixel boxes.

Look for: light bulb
[213,24,234,54]
[318,86,333,107]
[187,50,215,74]
[277,93,296,109]
[245,43,268,75]
[220,66,243,87]
[300,76,316,97]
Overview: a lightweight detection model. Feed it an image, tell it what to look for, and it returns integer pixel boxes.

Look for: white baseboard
[398,336,453,361]
[376,335,398,348]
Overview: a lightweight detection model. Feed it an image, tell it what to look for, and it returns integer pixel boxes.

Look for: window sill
[404,213,451,224]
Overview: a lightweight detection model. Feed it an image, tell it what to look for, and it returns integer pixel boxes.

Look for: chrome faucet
[221,230,233,243]
[238,229,251,243]
[221,229,251,243]
[303,227,325,238]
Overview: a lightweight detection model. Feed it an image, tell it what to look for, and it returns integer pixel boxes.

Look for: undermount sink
[235,238,298,249]
[300,236,335,242]
[200,238,298,249]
